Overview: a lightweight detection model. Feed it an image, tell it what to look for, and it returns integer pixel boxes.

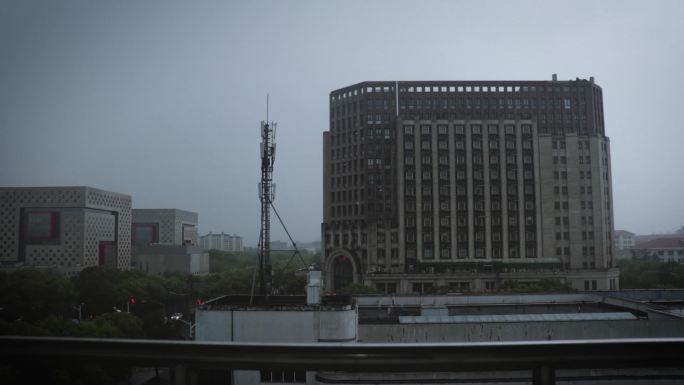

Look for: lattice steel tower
[257,108,276,295]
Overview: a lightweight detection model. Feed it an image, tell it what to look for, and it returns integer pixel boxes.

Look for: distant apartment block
[635,232,684,246]
[614,230,635,251]
[200,232,244,252]
[635,237,684,263]
[0,186,132,275]
[322,77,618,293]
[131,209,207,275]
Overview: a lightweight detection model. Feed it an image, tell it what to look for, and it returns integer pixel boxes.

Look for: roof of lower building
[637,237,684,249]
[398,312,637,324]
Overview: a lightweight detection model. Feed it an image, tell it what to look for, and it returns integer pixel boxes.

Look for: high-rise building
[200,232,244,252]
[322,77,618,293]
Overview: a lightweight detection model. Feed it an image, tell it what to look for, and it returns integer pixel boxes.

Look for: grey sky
[1,0,683,245]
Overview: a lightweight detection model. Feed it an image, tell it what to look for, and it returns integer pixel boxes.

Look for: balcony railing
[2,336,684,384]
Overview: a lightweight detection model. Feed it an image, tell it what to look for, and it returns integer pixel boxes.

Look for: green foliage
[495,279,575,293]
[0,312,143,338]
[272,269,306,294]
[0,269,75,322]
[337,283,378,295]
[203,249,315,297]
[208,250,255,273]
[72,267,127,315]
[202,267,254,298]
[618,260,684,289]
[426,286,464,295]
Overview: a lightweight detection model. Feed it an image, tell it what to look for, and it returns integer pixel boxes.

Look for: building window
[133,223,159,245]
[260,370,306,383]
[24,211,59,243]
[412,282,433,294]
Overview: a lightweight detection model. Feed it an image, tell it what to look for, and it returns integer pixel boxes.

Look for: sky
[1,0,683,245]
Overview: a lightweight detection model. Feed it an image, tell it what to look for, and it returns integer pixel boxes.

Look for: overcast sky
[1,0,683,245]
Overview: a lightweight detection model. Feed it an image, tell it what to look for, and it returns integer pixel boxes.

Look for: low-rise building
[194,271,356,384]
[132,244,209,276]
[200,232,243,252]
[0,186,131,276]
[634,233,683,246]
[634,237,684,263]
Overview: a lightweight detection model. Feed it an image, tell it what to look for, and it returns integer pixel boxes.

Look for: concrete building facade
[132,244,209,276]
[194,272,356,385]
[322,77,617,293]
[614,230,636,251]
[131,209,207,275]
[200,232,243,252]
[0,186,132,275]
[634,237,684,263]
[132,209,198,246]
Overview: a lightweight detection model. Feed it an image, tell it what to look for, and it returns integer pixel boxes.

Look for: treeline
[0,250,315,384]
[0,249,315,337]
[0,268,189,339]
[618,259,684,289]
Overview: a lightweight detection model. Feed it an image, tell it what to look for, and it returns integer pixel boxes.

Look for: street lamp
[171,315,195,340]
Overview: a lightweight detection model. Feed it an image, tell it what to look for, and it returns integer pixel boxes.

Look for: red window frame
[24,211,59,241]
[132,223,159,245]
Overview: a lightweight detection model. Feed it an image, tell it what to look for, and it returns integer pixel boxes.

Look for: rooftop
[200,294,353,311]
[637,237,684,249]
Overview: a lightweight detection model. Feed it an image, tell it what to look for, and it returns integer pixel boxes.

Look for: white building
[194,271,356,384]
[200,232,243,252]
[636,237,684,263]
[614,230,635,251]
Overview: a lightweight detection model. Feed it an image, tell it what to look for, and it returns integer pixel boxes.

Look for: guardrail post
[532,365,555,385]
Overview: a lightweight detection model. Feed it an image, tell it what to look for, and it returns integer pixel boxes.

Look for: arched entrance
[332,255,354,290]
[324,249,359,291]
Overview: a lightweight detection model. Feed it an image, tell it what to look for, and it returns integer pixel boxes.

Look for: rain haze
[1,0,683,246]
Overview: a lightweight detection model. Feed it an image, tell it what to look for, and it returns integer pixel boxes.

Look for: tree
[0,270,75,322]
[619,260,684,289]
[272,269,306,295]
[72,267,127,316]
[497,279,575,293]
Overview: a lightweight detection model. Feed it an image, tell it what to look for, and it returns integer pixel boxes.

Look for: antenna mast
[257,94,275,295]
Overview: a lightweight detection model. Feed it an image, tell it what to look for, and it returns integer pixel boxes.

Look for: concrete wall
[0,186,131,272]
[359,319,684,343]
[195,310,232,342]
[132,245,208,275]
[318,310,357,342]
[195,307,357,385]
[132,209,198,245]
[194,308,357,343]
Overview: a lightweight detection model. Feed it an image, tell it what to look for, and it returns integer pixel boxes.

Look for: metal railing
[2,336,684,384]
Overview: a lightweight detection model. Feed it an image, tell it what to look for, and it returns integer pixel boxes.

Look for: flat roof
[398,312,637,324]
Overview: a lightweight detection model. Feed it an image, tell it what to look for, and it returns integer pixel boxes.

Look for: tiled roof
[638,237,684,249]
